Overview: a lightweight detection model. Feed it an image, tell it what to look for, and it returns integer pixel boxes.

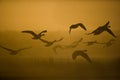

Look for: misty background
[0,0,120,80]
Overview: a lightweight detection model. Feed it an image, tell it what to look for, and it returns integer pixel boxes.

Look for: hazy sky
[0,1,120,78]
[0,0,120,31]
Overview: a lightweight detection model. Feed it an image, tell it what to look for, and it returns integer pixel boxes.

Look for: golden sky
[0,0,120,59]
[0,0,120,31]
[0,1,120,78]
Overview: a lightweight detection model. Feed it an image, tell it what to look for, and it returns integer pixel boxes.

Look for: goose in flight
[72,50,92,63]
[64,38,83,48]
[98,38,115,47]
[87,21,116,38]
[69,23,87,34]
[52,38,83,54]
[83,40,101,46]
[22,30,47,39]
[40,37,64,47]
[0,45,32,55]
[52,38,83,53]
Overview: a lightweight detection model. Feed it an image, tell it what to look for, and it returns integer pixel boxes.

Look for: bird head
[43,30,47,32]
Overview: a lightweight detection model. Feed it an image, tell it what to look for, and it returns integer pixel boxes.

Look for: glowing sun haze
[0,0,120,31]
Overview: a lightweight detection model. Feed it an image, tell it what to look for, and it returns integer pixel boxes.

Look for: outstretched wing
[87,26,103,35]
[18,47,32,51]
[69,24,77,34]
[77,38,83,43]
[38,30,47,36]
[78,23,87,31]
[96,42,106,44]
[80,52,92,63]
[22,30,37,36]
[67,38,83,48]
[103,21,110,27]
[106,28,116,38]
[39,38,49,43]
[0,45,14,52]
[56,37,64,42]
[72,51,77,60]
[69,27,72,34]
[72,50,92,63]
[72,38,83,44]
[40,37,63,47]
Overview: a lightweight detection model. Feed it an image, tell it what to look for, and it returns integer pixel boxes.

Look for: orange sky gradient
[0,0,120,31]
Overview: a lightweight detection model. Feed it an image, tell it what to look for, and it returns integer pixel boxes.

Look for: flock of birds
[0,21,117,64]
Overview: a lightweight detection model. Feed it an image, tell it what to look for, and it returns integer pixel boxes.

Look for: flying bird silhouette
[72,50,92,63]
[52,38,83,53]
[69,23,87,34]
[64,38,83,48]
[83,40,101,46]
[22,30,47,39]
[87,21,116,38]
[0,45,32,55]
[98,38,116,47]
[40,37,64,47]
